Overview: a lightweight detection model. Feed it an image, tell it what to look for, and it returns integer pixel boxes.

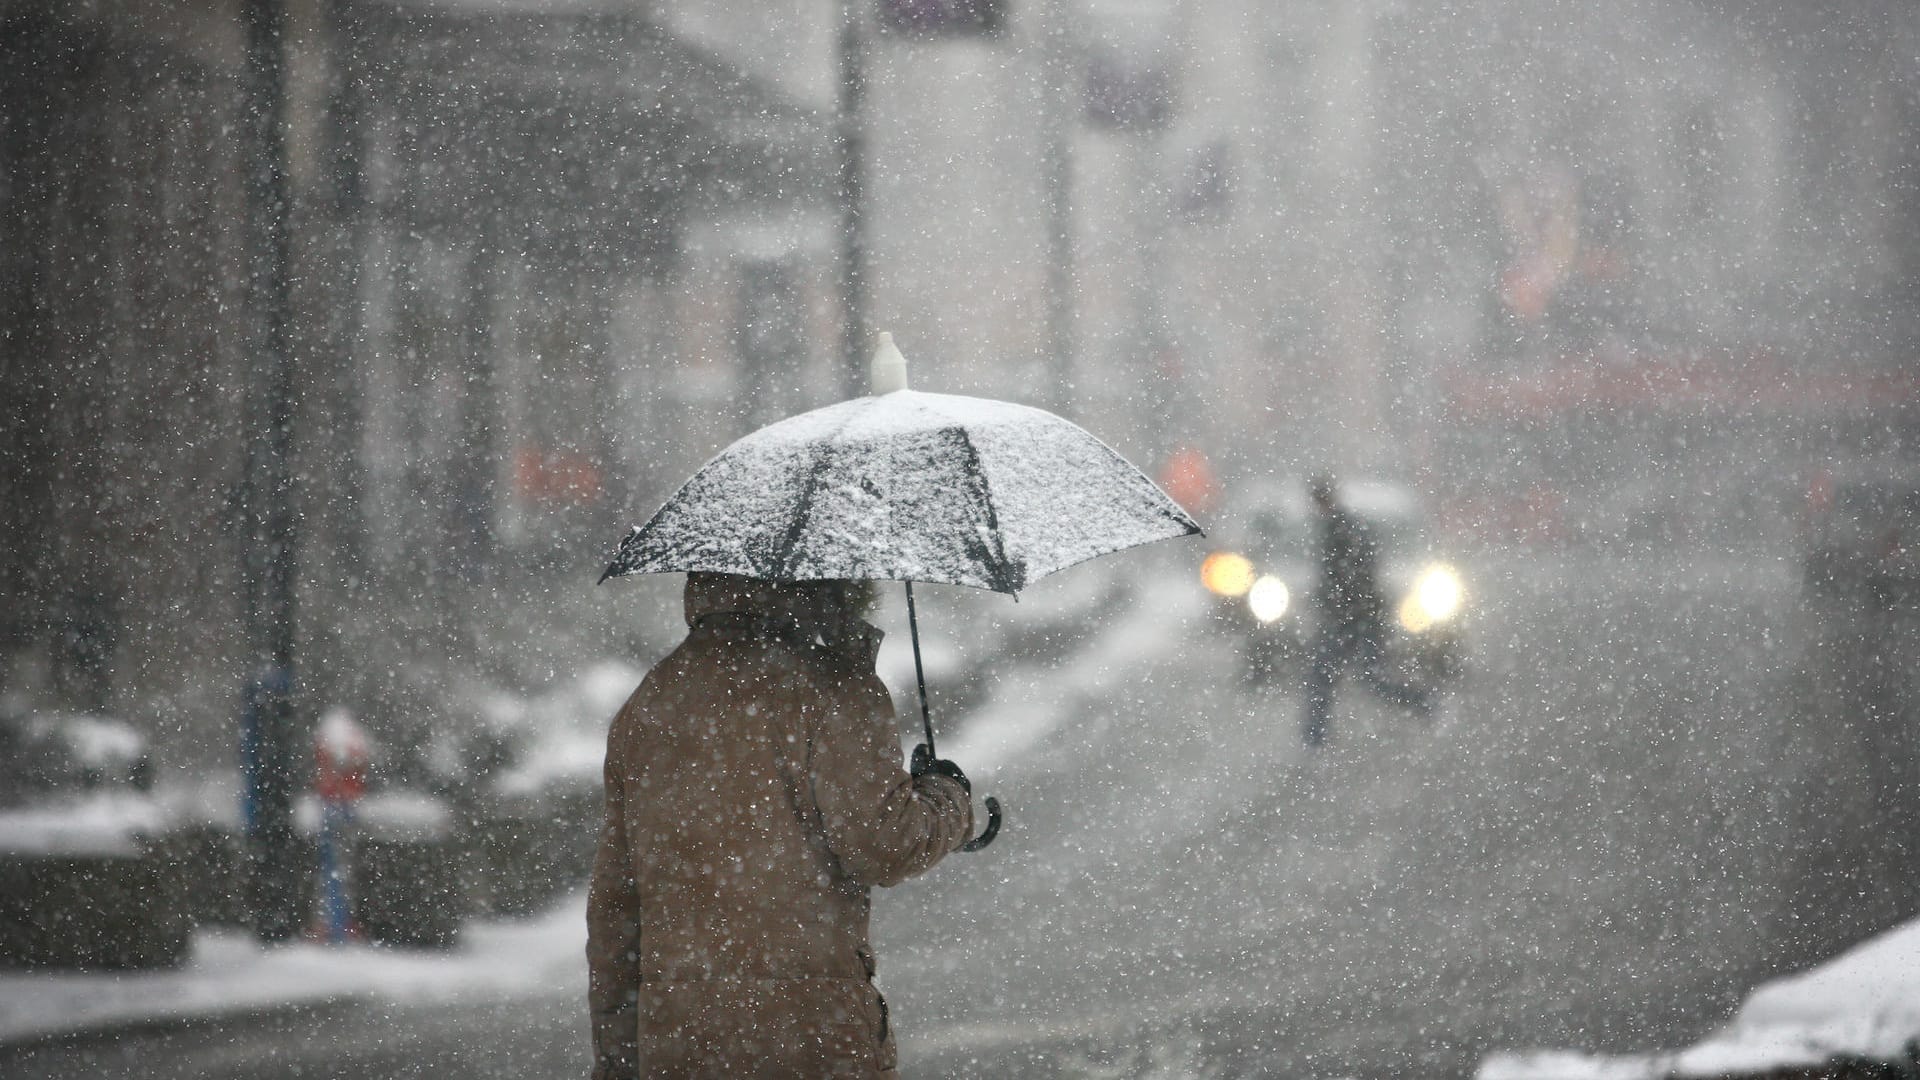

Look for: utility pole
[1038,0,1077,415]
[837,0,870,400]
[455,238,498,585]
[239,0,303,943]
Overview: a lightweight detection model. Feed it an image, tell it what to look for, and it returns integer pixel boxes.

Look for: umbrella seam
[771,407,861,578]
[601,439,748,582]
[952,426,1022,593]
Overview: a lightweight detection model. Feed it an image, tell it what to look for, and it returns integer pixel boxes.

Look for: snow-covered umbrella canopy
[600,344,1201,594]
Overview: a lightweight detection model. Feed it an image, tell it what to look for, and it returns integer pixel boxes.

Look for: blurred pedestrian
[587,573,974,1079]
[1302,475,1430,746]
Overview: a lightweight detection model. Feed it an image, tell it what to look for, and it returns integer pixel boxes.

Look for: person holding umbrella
[591,333,1201,1076]
[586,572,974,1079]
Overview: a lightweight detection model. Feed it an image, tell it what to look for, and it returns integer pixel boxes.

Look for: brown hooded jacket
[586,574,973,1079]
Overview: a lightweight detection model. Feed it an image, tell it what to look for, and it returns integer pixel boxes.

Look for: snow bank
[293,790,454,842]
[1479,916,1920,1079]
[0,896,588,1046]
[942,572,1202,775]
[487,659,640,798]
[0,792,171,857]
[1474,1051,1659,1080]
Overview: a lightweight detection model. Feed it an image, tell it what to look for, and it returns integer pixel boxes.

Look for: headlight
[1247,575,1290,623]
[1397,563,1465,634]
[1201,551,1255,597]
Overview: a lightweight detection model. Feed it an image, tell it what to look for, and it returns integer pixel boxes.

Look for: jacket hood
[683,572,823,630]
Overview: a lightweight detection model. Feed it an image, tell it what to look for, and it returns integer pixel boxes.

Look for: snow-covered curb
[0,896,587,1046]
[0,792,173,858]
[1480,917,1920,1079]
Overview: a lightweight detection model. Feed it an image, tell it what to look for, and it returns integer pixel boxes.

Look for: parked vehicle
[1200,479,1470,693]
[0,709,190,969]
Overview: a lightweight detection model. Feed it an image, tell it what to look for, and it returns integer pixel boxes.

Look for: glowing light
[1398,564,1465,634]
[1248,575,1291,623]
[1201,552,1256,597]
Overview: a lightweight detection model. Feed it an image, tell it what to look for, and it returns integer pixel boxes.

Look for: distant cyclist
[1302,474,1430,746]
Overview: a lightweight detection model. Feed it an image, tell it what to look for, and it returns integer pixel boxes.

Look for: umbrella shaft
[904,580,937,758]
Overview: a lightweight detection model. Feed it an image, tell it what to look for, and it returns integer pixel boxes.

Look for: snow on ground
[940,568,1201,776]
[0,659,644,1049]
[0,897,588,1047]
[1479,915,1920,1079]
[5,550,1872,1068]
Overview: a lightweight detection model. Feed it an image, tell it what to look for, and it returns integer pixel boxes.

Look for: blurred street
[886,547,1889,1078]
[8,544,1911,1079]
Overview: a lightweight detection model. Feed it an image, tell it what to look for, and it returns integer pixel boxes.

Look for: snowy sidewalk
[1480,915,1920,1079]
[0,896,587,1047]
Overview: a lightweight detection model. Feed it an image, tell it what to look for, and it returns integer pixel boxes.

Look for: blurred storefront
[0,0,832,758]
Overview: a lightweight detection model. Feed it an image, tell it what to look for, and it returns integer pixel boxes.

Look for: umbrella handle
[902,580,998,852]
[960,795,1001,852]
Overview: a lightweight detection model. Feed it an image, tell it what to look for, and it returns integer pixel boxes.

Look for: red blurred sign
[513,445,603,507]
[1159,446,1220,517]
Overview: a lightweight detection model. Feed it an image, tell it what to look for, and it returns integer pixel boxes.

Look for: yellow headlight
[1201,552,1256,597]
[1248,576,1290,623]
[1397,564,1465,634]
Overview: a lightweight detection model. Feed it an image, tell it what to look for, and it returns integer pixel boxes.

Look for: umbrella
[600,334,1203,849]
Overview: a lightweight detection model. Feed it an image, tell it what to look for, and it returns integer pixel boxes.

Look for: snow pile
[485,659,640,798]
[0,791,171,857]
[52,714,147,773]
[292,790,454,842]
[1480,917,1920,1079]
[314,706,370,766]
[942,572,1202,776]
[0,710,171,856]
[0,896,588,1046]
[493,735,606,799]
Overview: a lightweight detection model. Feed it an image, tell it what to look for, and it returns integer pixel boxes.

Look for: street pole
[240,0,303,943]
[456,238,498,586]
[1039,0,1077,416]
[837,0,869,400]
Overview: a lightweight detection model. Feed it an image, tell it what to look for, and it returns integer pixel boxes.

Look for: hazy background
[4,2,1920,1076]
[4,0,1914,766]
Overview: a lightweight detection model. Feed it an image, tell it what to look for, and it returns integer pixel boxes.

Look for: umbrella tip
[870,331,908,395]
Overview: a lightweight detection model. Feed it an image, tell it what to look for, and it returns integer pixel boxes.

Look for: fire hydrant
[313,707,370,943]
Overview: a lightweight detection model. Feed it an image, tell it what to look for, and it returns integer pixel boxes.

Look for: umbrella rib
[770,405,863,577]
[951,426,1022,593]
[600,492,686,582]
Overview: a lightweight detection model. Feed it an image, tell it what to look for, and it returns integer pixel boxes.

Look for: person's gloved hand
[910,743,971,794]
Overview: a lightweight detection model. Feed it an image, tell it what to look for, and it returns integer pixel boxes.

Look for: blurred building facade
[675,0,1919,527]
[0,0,835,758]
[2,0,256,743]
[670,0,1918,467]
